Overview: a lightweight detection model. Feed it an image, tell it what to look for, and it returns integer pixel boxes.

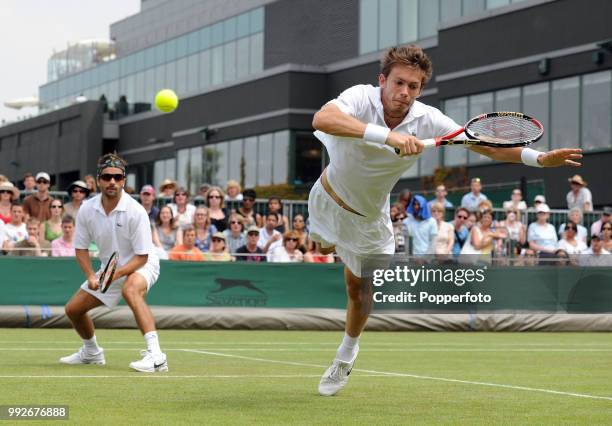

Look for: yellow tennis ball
[155,89,178,113]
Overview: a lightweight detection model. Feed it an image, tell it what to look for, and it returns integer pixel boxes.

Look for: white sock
[83,335,101,354]
[336,332,359,362]
[144,331,162,356]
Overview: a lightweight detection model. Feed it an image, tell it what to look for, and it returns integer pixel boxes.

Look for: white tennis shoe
[318,347,358,396]
[59,346,105,365]
[129,350,168,373]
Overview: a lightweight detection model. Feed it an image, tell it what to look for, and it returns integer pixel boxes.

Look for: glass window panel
[237,13,250,38]
[244,136,258,187]
[199,50,211,90]
[581,71,611,151]
[177,148,190,188]
[109,60,119,80]
[212,46,224,85]
[378,0,397,49]
[199,27,211,50]
[468,92,494,163]
[419,146,439,177]
[359,0,378,54]
[463,0,485,15]
[522,82,549,151]
[154,160,165,190]
[228,139,243,183]
[126,74,136,102]
[249,33,264,74]
[224,17,237,42]
[144,69,155,102]
[135,50,145,72]
[551,77,579,149]
[443,97,468,166]
[273,131,290,184]
[237,37,250,79]
[215,143,229,187]
[154,44,166,66]
[187,31,200,55]
[176,57,188,95]
[495,87,520,111]
[187,54,199,93]
[440,0,461,22]
[144,47,155,69]
[135,71,145,102]
[189,146,203,194]
[250,8,264,33]
[108,80,119,105]
[202,145,216,184]
[418,0,439,39]
[211,22,224,46]
[257,134,273,186]
[224,41,237,82]
[398,0,418,43]
[486,0,510,9]
[176,35,187,58]
[165,61,176,91]
[166,38,178,62]
[155,65,166,92]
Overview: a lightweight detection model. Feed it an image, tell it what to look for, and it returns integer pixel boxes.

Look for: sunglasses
[141,192,153,196]
[457,215,468,219]
[175,192,187,196]
[0,190,11,194]
[230,221,241,225]
[566,227,576,231]
[99,174,125,182]
[37,179,49,184]
[247,232,259,236]
[286,238,299,242]
[603,227,612,231]
[208,195,221,199]
[51,205,63,209]
[72,188,87,193]
[212,238,225,242]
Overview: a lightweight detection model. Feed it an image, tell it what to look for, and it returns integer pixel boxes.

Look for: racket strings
[468,116,542,144]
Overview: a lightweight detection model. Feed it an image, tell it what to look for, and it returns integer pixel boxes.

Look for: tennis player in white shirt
[310,44,583,396]
[60,154,167,373]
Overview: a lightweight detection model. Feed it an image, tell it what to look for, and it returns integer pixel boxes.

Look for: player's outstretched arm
[469,146,583,167]
[312,103,367,138]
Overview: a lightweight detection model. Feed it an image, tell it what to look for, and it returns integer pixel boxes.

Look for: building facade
[1,0,611,206]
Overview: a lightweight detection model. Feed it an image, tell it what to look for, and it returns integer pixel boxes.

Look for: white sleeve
[0,222,5,248]
[328,85,368,118]
[130,209,154,255]
[527,224,535,242]
[430,107,465,140]
[74,207,92,250]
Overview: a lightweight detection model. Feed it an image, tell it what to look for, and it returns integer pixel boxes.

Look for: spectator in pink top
[51,215,76,257]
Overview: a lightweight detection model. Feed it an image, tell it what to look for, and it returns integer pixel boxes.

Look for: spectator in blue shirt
[428,184,453,210]
[461,178,488,212]
[402,195,437,256]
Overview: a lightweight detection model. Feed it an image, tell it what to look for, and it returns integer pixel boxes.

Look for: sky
[0,0,140,124]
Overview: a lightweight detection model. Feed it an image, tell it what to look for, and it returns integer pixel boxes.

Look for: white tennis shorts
[80,261,160,308]
[308,178,395,277]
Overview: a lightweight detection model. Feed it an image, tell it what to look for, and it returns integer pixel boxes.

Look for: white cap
[36,172,50,182]
[534,195,546,203]
[535,203,550,213]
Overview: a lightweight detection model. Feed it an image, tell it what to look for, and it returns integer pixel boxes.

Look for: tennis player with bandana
[60,153,167,373]
[310,44,582,396]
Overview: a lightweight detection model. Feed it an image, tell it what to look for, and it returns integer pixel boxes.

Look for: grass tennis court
[1,329,611,424]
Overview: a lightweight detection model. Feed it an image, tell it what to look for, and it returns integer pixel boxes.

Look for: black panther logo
[210,278,266,295]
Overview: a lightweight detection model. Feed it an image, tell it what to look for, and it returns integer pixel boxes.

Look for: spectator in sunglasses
[42,199,65,243]
[291,213,308,249]
[0,181,20,224]
[235,188,262,228]
[202,232,232,262]
[450,207,469,257]
[205,186,227,232]
[64,180,91,219]
[601,223,612,252]
[558,207,587,244]
[169,187,196,229]
[557,222,586,255]
[138,185,159,224]
[223,214,246,254]
[22,172,53,222]
[268,231,304,263]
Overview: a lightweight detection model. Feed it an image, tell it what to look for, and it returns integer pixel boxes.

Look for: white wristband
[364,123,390,145]
[521,147,543,167]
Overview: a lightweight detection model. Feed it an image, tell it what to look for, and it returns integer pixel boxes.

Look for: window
[273,131,290,184]
[212,46,224,85]
[215,143,229,187]
[228,139,243,183]
[224,41,237,82]
[468,93,493,163]
[237,13,250,38]
[440,0,461,22]
[379,0,398,49]
[244,136,258,187]
[249,33,264,74]
[176,57,188,95]
[418,0,439,39]
[398,0,418,43]
[187,54,199,93]
[419,147,439,176]
[443,97,468,167]
[522,82,549,151]
[551,77,579,149]
[359,0,378,54]
[250,8,264,34]
[199,50,211,90]
[189,146,203,194]
[237,38,250,79]
[581,71,611,151]
[257,134,273,186]
[495,87,520,111]
[177,148,190,189]
[224,17,237,42]
[154,158,176,191]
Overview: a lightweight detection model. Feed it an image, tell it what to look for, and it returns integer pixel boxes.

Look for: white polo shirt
[74,191,158,269]
[315,84,462,217]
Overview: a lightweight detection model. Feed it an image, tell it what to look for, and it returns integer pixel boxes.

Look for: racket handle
[393,138,437,154]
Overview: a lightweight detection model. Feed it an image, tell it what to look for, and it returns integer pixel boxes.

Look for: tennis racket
[394,111,543,154]
[99,252,118,294]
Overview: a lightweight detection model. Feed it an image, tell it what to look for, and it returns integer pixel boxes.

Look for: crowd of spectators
[1,170,610,267]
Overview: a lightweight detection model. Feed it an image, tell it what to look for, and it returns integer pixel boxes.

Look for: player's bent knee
[121,273,147,301]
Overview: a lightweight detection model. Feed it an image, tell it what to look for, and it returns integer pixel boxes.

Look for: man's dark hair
[243,188,257,199]
[455,207,470,217]
[61,215,75,225]
[381,45,433,85]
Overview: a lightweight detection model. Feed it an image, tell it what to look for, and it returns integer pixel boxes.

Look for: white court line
[181,349,612,402]
[3,347,612,353]
[0,374,325,379]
